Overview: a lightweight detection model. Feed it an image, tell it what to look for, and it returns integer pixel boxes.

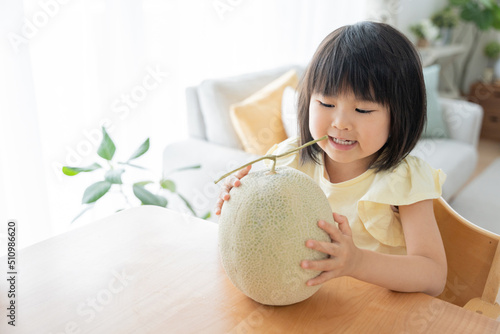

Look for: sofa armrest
[440,97,483,147]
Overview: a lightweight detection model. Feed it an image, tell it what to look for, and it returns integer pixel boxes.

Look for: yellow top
[266,137,447,255]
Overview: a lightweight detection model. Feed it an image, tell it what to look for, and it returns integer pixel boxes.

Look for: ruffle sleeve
[357,156,446,248]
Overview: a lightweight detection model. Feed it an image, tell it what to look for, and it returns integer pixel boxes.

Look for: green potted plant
[483,40,500,82]
[410,19,439,47]
[63,127,210,222]
[449,0,500,91]
[431,7,459,44]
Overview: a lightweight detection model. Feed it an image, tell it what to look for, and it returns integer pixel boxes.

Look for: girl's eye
[319,101,334,108]
[355,108,374,114]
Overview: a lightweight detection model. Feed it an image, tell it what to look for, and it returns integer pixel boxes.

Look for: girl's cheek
[309,109,323,137]
[308,114,318,137]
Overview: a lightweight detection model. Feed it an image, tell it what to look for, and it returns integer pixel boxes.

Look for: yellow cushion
[230,69,298,155]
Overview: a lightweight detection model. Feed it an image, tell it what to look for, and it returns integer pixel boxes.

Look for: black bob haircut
[297,21,426,172]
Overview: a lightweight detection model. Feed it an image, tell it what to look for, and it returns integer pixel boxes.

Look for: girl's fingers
[222,165,252,192]
[301,257,336,271]
[215,165,252,215]
[235,165,252,178]
[215,198,224,215]
[305,270,338,286]
[333,212,352,236]
[305,239,338,256]
[223,176,237,189]
[317,220,342,241]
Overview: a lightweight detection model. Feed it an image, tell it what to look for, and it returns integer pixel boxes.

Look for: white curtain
[0,0,368,250]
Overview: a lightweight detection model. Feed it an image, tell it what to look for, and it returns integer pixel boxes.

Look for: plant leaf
[177,193,196,216]
[477,9,494,30]
[118,162,148,170]
[134,180,154,187]
[492,4,500,28]
[168,164,202,174]
[71,204,95,223]
[97,127,116,160]
[105,169,125,184]
[82,181,112,204]
[62,163,102,176]
[133,184,168,207]
[160,179,176,192]
[201,212,211,220]
[127,138,150,162]
[449,0,469,6]
[479,0,494,9]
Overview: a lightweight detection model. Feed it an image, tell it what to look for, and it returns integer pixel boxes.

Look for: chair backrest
[434,197,500,307]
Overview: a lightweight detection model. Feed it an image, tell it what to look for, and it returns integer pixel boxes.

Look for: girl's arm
[301,199,448,296]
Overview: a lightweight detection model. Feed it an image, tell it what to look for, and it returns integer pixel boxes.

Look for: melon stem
[214,135,328,184]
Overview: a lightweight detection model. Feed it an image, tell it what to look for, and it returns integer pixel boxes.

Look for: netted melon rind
[218,166,333,306]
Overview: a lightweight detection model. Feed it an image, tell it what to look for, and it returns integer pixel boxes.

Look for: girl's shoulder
[264,137,321,179]
[265,136,302,169]
[364,155,447,206]
[267,136,300,154]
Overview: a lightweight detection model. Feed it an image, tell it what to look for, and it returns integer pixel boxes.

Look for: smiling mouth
[331,137,357,145]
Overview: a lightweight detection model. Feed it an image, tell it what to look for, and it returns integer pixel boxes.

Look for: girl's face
[309,90,390,172]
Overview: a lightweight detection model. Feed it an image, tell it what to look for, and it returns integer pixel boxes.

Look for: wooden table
[1,206,499,333]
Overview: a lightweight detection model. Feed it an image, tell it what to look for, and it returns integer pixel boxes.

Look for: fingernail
[306,240,314,248]
[318,220,325,227]
[302,261,309,268]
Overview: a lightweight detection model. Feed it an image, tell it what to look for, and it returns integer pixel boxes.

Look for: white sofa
[163,66,483,221]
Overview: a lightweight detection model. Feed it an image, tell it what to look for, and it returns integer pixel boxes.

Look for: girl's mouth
[329,136,357,150]
[332,137,356,145]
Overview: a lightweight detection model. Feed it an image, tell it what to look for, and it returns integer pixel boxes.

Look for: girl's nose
[330,110,351,131]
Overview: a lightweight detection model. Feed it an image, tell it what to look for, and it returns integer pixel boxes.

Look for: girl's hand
[214,165,252,216]
[301,213,362,286]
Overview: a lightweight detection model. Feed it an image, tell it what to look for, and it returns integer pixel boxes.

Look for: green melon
[218,166,333,306]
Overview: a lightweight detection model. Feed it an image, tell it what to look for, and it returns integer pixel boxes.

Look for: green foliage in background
[431,6,459,28]
[410,23,427,39]
[450,0,500,30]
[484,40,500,59]
[63,127,210,222]
[448,0,500,91]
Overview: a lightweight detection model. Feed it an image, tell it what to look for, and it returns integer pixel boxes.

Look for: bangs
[308,27,391,106]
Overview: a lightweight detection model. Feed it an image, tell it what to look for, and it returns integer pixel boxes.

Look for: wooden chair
[433,197,500,319]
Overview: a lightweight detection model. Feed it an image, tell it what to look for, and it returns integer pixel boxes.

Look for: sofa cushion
[282,86,299,138]
[230,69,298,155]
[411,139,477,200]
[422,65,449,138]
[196,65,304,150]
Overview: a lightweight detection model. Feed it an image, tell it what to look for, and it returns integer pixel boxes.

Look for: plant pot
[439,28,452,45]
[417,39,430,48]
[483,67,494,84]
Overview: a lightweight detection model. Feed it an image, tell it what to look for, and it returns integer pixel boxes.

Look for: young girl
[215,21,447,296]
